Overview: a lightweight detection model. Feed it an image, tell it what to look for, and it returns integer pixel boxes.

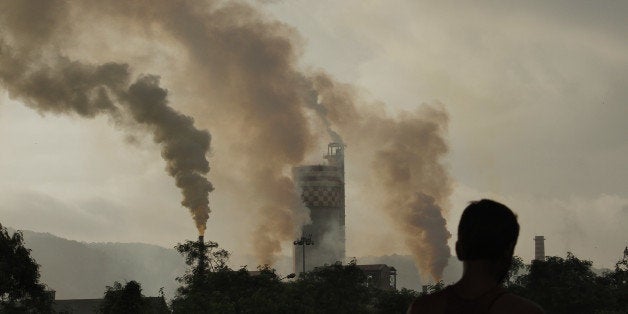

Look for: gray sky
[0,0,626,270]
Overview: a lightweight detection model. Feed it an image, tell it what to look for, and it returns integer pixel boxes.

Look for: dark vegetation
[167,239,628,314]
[100,281,169,314]
[508,253,628,314]
[0,224,53,313]
[169,239,415,314]
[1,223,626,313]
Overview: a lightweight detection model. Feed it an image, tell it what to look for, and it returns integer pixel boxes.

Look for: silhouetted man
[407,199,544,314]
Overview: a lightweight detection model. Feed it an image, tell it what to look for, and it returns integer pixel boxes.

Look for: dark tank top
[408,285,509,314]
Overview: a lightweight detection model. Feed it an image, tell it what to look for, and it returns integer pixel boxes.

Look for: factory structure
[292,142,396,290]
[534,235,546,261]
[293,143,346,274]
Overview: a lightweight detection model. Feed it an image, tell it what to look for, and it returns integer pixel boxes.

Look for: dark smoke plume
[312,73,452,281]
[0,0,453,274]
[0,0,213,235]
[125,76,213,234]
[70,0,317,264]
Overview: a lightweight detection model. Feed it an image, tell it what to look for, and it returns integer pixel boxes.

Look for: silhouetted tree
[0,223,52,313]
[171,239,240,313]
[171,239,384,313]
[510,252,613,314]
[174,239,314,313]
[291,261,370,313]
[101,281,145,314]
[170,237,628,313]
[100,280,169,314]
[596,249,628,313]
[164,238,616,313]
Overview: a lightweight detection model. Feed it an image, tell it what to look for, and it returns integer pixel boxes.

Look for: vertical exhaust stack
[293,142,346,274]
[196,235,207,271]
[534,236,545,261]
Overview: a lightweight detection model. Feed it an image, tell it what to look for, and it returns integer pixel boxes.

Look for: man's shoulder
[491,293,544,314]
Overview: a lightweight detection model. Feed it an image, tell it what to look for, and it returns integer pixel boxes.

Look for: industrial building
[293,143,346,274]
[357,264,398,290]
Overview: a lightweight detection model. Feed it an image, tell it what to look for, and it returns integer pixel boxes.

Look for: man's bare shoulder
[406,290,448,314]
[491,293,544,314]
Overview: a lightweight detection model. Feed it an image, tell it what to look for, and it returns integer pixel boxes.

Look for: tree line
[1,224,626,313]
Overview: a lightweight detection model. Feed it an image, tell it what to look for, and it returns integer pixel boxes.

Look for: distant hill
[13,228,185,300]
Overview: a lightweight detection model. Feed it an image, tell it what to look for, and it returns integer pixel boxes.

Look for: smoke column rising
[73,0,317,264]
[372,112,452,281]
[1,0,453,274]
[0,0,213,235]
[312,73,452,281]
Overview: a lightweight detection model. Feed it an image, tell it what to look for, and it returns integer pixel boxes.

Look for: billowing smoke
[68,0,317,264]
[0,0,313,262]
[0,0,453,274]
[125,76,213,235]
[304,86,344,145]
[312,73,452,281]
[0,0,213,235]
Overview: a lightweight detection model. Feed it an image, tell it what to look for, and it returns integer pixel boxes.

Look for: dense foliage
[169,239,628,314]
[100,280,169,314]
[2,224,626,313]
[510,252,628,314]
[0,224,52,313]
[101,281,145,314]
[170,240,416,314]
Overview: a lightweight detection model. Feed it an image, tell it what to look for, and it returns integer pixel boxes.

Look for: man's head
[456,199,520,262]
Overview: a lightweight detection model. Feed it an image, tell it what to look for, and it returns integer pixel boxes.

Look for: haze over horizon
[0,0,626,275]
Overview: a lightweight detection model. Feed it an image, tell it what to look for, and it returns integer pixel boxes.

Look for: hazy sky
[0,0,626,271]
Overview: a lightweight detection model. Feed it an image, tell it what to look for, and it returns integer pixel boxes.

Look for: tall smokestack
[534,235,545,261]
[293,143,345,273]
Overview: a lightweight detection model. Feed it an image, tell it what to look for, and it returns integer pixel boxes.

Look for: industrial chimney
[534,236,545,261]
[293,143,346,274]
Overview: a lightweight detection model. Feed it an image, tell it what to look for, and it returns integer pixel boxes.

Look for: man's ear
[455,241,463,260]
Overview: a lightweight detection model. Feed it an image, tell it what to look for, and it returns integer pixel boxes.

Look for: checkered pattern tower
[293,143,345,274]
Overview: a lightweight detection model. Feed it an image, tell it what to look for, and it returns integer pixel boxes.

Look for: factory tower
[293,143,345,274]
[534,235,546,261]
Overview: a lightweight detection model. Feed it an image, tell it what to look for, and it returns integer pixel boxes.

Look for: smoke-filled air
[0,0,452,278]
[312,74,452,281]
[0,0,213,235]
